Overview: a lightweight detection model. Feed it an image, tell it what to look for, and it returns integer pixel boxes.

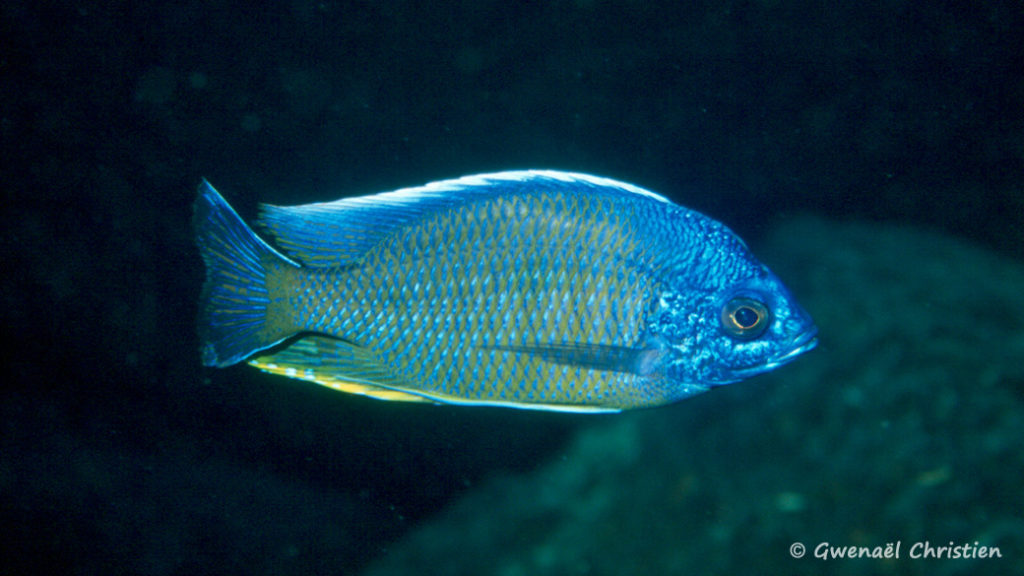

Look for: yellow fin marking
[249,358,432,403]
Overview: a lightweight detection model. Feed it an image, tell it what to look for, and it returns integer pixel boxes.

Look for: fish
[194,170,817,412]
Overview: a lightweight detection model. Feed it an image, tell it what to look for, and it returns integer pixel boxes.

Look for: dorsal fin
[256,170,670,267]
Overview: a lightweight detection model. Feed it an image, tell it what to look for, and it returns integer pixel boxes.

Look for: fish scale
[330,193,636,399]
[194,170,817,412]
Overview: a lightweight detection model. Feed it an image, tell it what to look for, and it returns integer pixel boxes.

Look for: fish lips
[727,326,819,381]
[767,326,819,369]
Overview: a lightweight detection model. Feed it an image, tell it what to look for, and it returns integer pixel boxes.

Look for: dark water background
[2,1,1022,574]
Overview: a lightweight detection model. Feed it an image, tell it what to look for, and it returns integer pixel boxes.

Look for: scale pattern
[284,188,674,409]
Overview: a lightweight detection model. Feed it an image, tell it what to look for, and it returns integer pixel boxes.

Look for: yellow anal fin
[248,336,432,404]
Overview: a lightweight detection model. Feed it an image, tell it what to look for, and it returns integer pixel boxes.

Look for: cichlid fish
[194,170,816,412]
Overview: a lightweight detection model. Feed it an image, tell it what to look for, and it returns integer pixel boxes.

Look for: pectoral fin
[484,337,669,376]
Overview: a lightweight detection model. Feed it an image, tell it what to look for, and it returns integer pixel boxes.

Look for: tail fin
[193,180,297,367]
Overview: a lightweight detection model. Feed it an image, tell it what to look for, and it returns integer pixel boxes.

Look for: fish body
[194,170,816,412]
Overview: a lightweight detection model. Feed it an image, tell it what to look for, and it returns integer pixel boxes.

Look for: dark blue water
[2,1,1022,574]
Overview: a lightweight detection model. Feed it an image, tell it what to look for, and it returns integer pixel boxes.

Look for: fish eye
[721,297,771,340]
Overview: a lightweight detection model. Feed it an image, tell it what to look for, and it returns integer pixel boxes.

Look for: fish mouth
[728,327,819,380]
[767,327,818,369]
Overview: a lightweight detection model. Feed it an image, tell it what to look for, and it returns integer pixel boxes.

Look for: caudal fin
[193,180,297,367]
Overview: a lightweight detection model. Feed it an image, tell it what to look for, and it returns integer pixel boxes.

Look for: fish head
[651,264,817,391]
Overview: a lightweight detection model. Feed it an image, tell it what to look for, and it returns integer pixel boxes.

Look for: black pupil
[734,306,759,328]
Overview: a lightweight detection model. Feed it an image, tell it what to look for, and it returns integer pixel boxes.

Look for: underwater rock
[360,214,1024,576]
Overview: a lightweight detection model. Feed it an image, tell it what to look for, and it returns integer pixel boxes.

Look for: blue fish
[194,170,817,412]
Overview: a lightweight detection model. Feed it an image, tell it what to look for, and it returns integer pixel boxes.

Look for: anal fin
[248,336,431,403]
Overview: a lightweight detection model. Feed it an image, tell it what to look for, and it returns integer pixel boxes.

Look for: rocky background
[1,1,1022,574]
